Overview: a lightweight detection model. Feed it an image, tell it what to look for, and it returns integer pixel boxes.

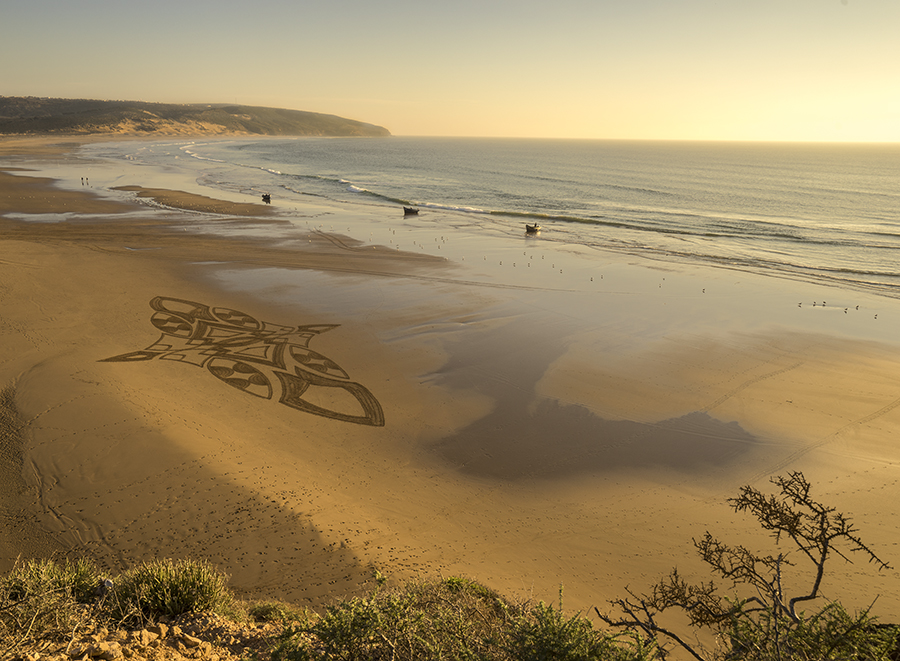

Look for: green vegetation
[597,472,899,660]
[0,558,647,660]
[270,579,650,661]
[107,557,236,625]
[0,96,390,136]
[248,599,310,625]
[1,474,897,659]
[0,557,238,653]
[0,557,98,650]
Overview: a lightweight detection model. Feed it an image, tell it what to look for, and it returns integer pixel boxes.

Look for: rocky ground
[9,612,286,661]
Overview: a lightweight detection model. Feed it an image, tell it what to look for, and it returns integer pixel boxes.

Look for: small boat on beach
[403,206,419,215]
[525,223,541,233]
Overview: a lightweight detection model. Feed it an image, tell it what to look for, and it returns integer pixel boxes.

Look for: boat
[403,206,419,215]
[525,223,541,233]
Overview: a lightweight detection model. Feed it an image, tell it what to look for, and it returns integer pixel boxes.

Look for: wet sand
[2,135,899,619]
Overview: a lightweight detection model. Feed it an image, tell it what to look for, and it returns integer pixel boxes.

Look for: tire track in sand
[749,393,900,484]
[702,361,804,415]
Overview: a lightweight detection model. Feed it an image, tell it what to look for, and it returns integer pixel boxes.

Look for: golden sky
[2,0,898,141]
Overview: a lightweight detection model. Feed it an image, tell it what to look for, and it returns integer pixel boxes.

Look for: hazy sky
[2,0,898,141]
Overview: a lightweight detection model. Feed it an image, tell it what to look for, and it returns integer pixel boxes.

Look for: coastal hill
[0,96,390,137]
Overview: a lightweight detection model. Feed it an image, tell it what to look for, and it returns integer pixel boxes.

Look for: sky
[1,0,898,141]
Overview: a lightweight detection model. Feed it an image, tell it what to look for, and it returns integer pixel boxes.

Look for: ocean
[83,137,900,298]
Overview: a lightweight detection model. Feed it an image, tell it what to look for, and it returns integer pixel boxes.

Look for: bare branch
[594,601,707,661]
[598,472,893,660]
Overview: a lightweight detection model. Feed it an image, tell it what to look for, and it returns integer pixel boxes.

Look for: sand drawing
[101,297,385,426]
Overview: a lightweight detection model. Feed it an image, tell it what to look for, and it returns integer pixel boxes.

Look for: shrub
[272,576,656,661]
[597,471,900,660]
[109,557,233,624]
[727,600,899,661]
[3,556,99,603]
[272,576,519,660]
[249,599,310,624]
[0,557,100,654]
[509,590,654,661]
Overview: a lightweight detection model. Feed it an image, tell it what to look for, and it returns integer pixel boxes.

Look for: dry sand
[2,136,899,626]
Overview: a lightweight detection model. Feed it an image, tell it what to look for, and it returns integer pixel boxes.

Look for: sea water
[81,137,900,298]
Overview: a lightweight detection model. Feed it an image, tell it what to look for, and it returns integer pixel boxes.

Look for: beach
[2,135,899,622]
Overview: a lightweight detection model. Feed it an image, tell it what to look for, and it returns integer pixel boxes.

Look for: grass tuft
[0,557,101,654]
[109,557,233,625]
[248,599,310,624]
[270,576,656,661]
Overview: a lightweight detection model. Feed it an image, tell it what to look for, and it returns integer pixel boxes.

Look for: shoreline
[2,135,899,617]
